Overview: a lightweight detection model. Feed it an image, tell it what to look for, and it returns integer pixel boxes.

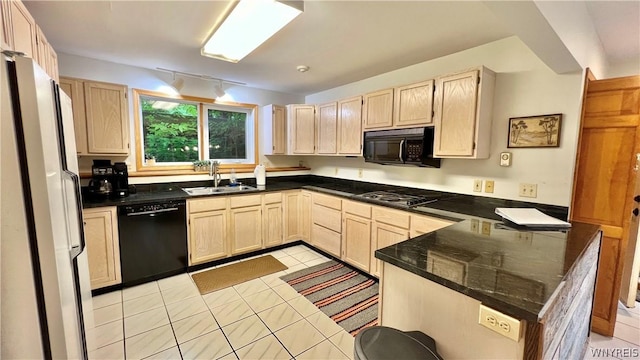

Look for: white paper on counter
[495,208,571,228]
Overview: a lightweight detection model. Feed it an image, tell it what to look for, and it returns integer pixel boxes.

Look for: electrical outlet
[519,183,537,198]
[479,305,522,341]
[515,232,533,242]
[485,180,495,193]
[481,221,491,236]
[358,168,363,178]
[473,179,482,192]
[470,219,480,233]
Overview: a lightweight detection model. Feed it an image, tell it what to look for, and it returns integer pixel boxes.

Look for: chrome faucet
[209,160,221,188]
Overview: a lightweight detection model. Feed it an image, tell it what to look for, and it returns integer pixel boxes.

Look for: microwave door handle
[399,139,405,162]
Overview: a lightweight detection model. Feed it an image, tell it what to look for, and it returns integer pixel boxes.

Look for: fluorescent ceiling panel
[202,0,302,63]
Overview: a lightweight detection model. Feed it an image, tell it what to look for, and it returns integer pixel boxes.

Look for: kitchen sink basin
[182,185,257,196]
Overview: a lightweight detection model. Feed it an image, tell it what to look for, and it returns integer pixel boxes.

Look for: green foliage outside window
[208,109,247,159]
[141,98,199,163]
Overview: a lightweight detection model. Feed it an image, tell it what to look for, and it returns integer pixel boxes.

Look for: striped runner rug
[280,260,378,336]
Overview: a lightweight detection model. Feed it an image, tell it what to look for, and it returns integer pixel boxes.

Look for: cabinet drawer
[344,200,371,218]
[312,224,341,257]
[189,197,227,213]
[264,192,282,204]
[312,204,341,232]
[230,194,262,208]
[411,215,453,234]
[373,207,410,229]
[313,193,342,210]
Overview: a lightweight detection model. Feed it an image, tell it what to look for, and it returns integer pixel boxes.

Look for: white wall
[57,53,306,183]
[605,59,640,79]
[304,37,584,207]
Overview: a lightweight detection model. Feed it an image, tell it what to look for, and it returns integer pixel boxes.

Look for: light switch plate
[500,152,511,167]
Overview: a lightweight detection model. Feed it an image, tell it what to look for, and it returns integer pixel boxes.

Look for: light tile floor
[585,300,640,359]
[87,245,355,360]
[87,243,640,359]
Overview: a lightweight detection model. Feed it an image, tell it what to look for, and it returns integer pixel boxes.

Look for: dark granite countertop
[82,175,569,223]
[375,219,601,321]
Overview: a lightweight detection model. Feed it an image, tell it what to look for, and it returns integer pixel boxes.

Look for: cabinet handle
[633,208,639,217]
[634,195,640,203]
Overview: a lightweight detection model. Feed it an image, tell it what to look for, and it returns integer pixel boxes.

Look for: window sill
[80,166,310,179]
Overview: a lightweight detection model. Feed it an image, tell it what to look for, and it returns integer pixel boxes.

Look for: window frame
[133,89,259,173]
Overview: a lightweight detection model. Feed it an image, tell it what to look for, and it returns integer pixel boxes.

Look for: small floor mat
[192,255,287,295]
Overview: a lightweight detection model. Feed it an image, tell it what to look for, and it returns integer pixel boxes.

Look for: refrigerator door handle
[65,170,86,259]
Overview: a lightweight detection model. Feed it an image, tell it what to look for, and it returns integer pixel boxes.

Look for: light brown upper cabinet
[393,80,434,128]
[263,104,286,155]
[287,104,316,154]
[316,102,338,154]
[60,77,129,156]
[363,88,394,130]
[1,0,13,51]
[337,96,363,155]
[8,0,36,59]
[433,66,495,159]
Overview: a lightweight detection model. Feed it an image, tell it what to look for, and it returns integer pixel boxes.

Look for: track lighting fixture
[170,72,184,92]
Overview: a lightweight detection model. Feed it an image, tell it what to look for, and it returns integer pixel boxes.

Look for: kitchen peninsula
[376,218,601,360]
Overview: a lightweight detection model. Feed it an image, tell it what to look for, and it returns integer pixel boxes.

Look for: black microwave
[363,127,441,168]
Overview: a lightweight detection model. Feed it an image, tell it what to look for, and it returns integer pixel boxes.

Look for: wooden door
[301,191,312,242]
[1,0,13,51]
[343,214,371,272]
[84,81,129,154]
[338,96,363,155]
[264,202,283,247]
[59,77,88,154]
[570,74,640,336]
[9,0,37,58]
[283,191,300,242]
[363,88,393,129]
[288,104,315,154]
[316,102,338,154]
[371,222,409,277]
[230,206,262,254]
[83,207,121,290]
[272,104,286,154]
[394,80,434,127]
[433,69,479,157]
[189,210,228,265]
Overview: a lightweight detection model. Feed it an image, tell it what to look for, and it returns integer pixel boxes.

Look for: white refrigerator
[1,54,94,358]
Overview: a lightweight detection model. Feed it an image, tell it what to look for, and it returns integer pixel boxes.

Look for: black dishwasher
[118,199,187,286]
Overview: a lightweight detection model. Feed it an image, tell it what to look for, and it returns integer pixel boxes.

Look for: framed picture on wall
[508,113,562,148]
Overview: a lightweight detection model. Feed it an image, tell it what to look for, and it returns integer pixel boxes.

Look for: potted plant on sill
[145,154,156,166]
[193,160,210,172]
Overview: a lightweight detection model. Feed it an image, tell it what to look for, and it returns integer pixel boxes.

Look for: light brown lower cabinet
[342,214,372,272]
[371,222,410,277]
[83,207,121,290]
[300,191,312,242]
[230,205,263,255]
[263,202,283,247]
[283,191,300,242]
[189,210,228,265]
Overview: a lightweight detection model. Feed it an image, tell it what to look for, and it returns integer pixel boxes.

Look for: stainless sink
[181,185,257,196]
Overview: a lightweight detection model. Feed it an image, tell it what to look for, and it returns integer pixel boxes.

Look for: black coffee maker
[112,162,129,197]
[88,160,114,199]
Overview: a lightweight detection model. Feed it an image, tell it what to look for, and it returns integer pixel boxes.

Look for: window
[134,89,257,171]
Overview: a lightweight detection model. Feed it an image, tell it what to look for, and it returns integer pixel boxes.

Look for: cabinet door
[272,104,286,154]
[1,0,13,51]
[189,210,228,265]
[343,214,371,272]
[48,45,58,82]
[84,81,129,154]
[59,77,88,154]
[230,206,262,254]
[363,88,393,130]
[83,207,121,290]
[394,80,434,127]
[35,26,49,73]
[9,0,36,58]
[433,70,479,157]
[300,191,312,242]
[337,96,363,155]
[371,222,409,277]
[283,191,300,242]
[316,102,338,154]
[264,202,283,247]
[288,104,315,154]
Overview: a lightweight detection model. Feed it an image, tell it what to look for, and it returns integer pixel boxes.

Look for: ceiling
[24,1,640,95]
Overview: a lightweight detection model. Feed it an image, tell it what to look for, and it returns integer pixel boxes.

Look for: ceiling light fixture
[296,65,309,73]
[213,81,226,98]
[201,0,304,63]
[157,67,245,87]
[170,72,185,92]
